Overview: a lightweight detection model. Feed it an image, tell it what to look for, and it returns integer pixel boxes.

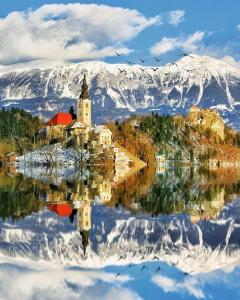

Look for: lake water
[0,165,240,299]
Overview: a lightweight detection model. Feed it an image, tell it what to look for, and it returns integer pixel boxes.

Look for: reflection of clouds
[0,257,140,300]
[152,275,205,299]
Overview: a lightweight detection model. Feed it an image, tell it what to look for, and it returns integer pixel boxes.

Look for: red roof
[46,112,73,126]
[47,203,73,217]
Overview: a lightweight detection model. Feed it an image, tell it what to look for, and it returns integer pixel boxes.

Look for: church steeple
[77,74,92,127]
[80,74,89,99]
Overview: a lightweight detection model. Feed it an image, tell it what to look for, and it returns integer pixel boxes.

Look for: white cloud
[0,3,161,65]
[184,31,206,52]
[152,274,176,292]
[167,10,185,26]
[0,258,141,300]
[152,274,205,299]
[150,37,179,56]
[236,25,240,31]
[150,31,206,55]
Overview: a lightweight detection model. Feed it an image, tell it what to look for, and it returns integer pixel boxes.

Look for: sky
[0,0,240,67]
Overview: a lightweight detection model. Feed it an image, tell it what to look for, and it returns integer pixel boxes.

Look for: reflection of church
[46,177,113,256]
[48,199,91,256]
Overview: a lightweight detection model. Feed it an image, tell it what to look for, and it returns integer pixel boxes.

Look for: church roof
[79,74,90,99]
[46,112,73,126]
[47,203,73,217]
[65,119,89,129]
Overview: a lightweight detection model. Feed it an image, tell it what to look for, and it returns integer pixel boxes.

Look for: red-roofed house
[46,112,73,141]
[47,203,73,217]
[46,112,73,126]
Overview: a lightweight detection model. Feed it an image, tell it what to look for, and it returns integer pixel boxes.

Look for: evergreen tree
[69,106,77,120]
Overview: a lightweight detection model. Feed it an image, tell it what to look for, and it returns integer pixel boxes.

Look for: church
[45,74,112,148]
[44,75,146,171]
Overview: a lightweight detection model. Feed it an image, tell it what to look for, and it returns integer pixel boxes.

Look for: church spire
[80,229,89,257]
[80,74,89,99]
[77,74,92,127]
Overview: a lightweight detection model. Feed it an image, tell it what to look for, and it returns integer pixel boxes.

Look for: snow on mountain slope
[1,201,240,274]
[0,55,240,126]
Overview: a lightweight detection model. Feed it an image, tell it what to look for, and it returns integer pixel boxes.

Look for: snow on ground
[15,144,90,166]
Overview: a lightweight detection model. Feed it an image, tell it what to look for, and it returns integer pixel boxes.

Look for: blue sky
[0,0,240,67]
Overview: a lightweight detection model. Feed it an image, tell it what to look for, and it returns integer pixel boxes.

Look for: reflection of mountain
[1,202,240,274]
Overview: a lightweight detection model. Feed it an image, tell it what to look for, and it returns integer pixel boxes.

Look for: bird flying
[184,68,195,73]
[118,68,125,74]
[139,58,147,63]
[168,62,178,67]
[139,68,145,72]
[155,266,161,273]
[115,51,121,57]
[151,67,158,72]
[140,265,146,271]
[154,57,161,62]
[178,53,194,58]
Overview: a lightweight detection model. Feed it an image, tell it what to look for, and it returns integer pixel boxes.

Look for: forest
[0,108,42,158]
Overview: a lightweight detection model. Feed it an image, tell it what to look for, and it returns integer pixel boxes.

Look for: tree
[69,106,77,120]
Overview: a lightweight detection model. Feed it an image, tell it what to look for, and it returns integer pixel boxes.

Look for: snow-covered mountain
[1,55,240,127]
[1,201,240,274]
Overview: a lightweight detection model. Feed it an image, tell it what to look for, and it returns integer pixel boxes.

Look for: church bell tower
[77,74,92,127]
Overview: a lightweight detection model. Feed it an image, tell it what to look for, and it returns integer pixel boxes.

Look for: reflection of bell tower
[76,187,92,256]
[77,74,92,127]
[77,201,92,232]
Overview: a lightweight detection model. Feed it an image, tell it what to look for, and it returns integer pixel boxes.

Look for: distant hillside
[108,107,240,165]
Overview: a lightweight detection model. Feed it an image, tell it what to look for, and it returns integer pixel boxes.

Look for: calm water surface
[0,165,240,299]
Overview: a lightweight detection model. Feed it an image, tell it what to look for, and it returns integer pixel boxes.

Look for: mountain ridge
[1,55,240,127]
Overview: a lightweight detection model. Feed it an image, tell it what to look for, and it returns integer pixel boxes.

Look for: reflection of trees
[139,167,240,219]
[109,165,155,211]
[3,165,240,224]
[0,169,42,221]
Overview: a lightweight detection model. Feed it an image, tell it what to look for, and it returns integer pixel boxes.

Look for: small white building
[65,119,89,144]
[93,125,112,148]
